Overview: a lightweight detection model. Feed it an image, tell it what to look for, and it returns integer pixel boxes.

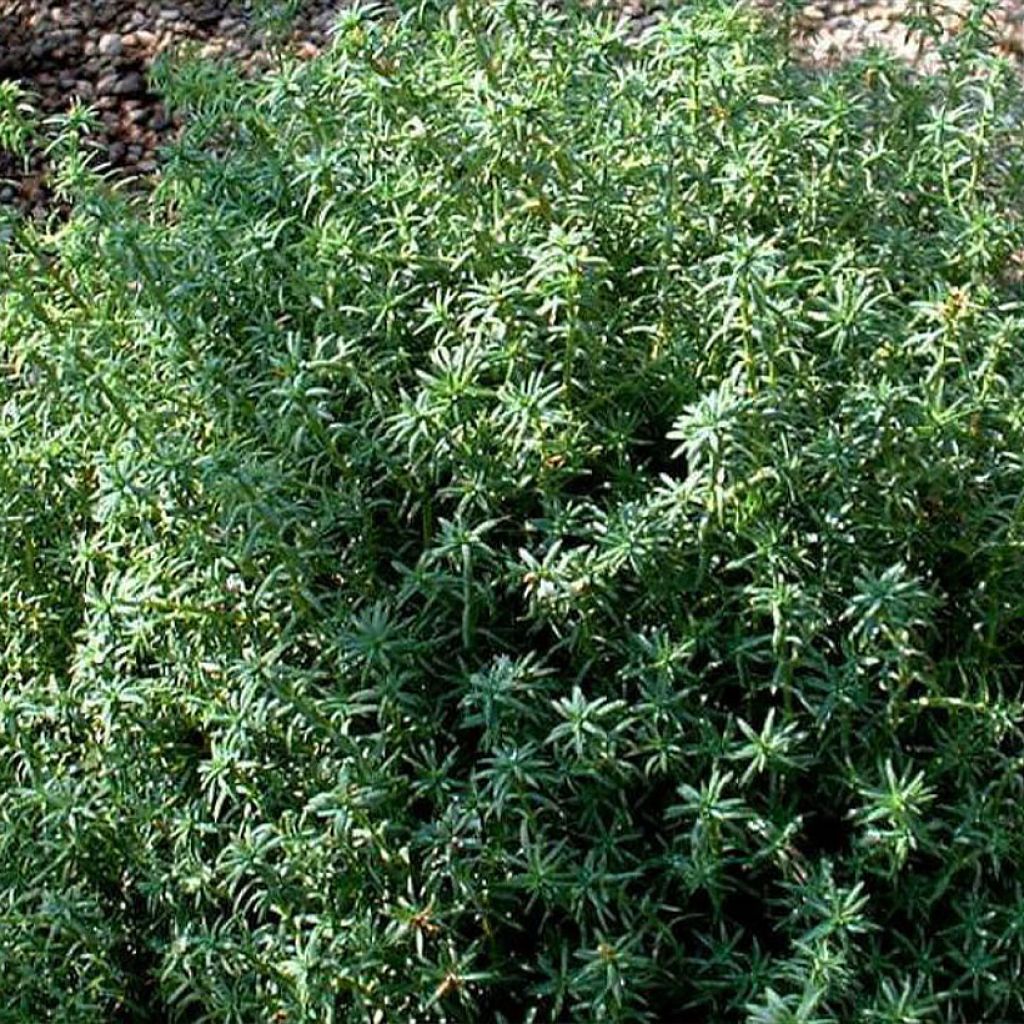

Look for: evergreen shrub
[2,2,1024,1019]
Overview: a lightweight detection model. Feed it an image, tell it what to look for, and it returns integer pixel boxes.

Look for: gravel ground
[784,0,1024,67]
[0,0,347,212]
[2,1,1024,216]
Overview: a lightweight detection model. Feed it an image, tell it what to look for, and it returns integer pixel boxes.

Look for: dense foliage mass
[2,1,1024,1019]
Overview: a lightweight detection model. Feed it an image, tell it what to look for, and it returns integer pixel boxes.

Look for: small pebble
[97,32,122,57]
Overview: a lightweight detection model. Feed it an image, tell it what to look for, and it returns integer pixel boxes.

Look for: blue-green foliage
[2,1,1024,1019]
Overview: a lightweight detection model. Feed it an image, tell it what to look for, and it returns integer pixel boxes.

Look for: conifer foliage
[2,1,1024,1019]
